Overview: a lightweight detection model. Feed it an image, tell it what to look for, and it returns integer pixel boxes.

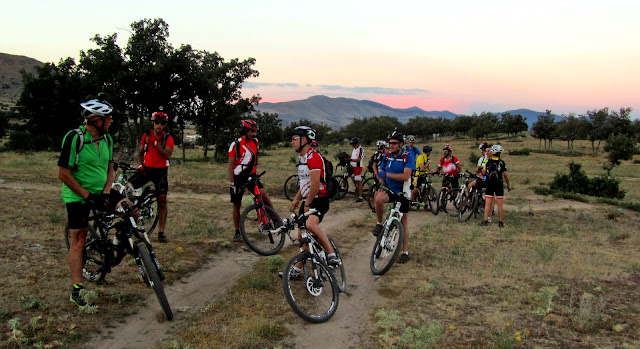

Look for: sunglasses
[388,141,399,145]
[154,121,167,125]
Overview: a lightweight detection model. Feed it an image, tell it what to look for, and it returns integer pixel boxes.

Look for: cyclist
[289,126,339,270]
[369,140,387,184]
[373,129,415,264]
[480,145,511,227]
[58,99,125,306]
[467,142,490,193]
[229,119,275,242]
[130,110,174,243]
[410,145,432,200]
[433,144,461,189]
[349,137,365,202]
[403,135,422,159]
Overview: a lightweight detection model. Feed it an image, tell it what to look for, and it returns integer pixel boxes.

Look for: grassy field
[1,136,639,348]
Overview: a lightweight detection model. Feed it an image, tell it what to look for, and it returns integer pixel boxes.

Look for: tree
[604,133,637,166]
[252,111,282,149]
[585,108,609,154]
[469,112,499,140]
[450,115,474,138]
[531,110,557,150]
[500,112,528,138]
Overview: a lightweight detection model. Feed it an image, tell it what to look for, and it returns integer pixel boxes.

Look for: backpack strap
[72,128,84,171]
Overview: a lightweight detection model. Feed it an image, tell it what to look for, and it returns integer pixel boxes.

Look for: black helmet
[349,137,360,145]
[423,145,432,153]
[288,126,316,140]
[387,128,404,142]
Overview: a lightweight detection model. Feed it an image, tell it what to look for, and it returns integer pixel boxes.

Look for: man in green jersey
[58,99,120,306]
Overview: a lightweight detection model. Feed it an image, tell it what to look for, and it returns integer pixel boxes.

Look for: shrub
[509,148,531,156]
[549,161,625,199]
[4,130,37,151]
[468,152,480,166]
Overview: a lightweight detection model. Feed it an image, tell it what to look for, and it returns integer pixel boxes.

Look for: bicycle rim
[284,174,299,201]
[370,220,404,275]
[138,244,173,320]
[139,196,159,234]
[327,235,347,293]
[282,253,339,323]
[333,176,348,200]
[428,186,438,214]
[82,233,108,283]
[362,178,374,206]
[457,193,469,222]
[367,184,377,211]
[240,204,285,255]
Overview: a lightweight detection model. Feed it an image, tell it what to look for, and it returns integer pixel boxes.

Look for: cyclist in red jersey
[434,144,462,188]
[288,126,339,267]
[130,111,174,243]
[228,120,274,242]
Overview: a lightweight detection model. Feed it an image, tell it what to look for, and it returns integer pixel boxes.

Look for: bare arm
[387,167,413,182]
[228,157,235,183]
[504,171,511,191]
[137,144,145,168]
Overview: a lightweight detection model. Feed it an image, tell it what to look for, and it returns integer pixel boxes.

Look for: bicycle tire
[370,219,404,275]
[138,193,159,234]
[468,191,480,221]
[240,204,285,256]
[283,174,299,201]
[367,183,377,211]
[427,186,438,215]
[81,227,108,283]
[282,253,339,323]
[333,175,348,200]
[435,188,446,215]
[362,178,375,208]
[137,244,173,320]
[457,192,470,222]
[443,188,461,213]
[327,235,346,293]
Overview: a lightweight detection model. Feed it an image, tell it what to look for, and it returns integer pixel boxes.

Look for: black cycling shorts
[485,180,504,198]
[130,166,169,196]
[230,176,264,204]
[66,189,124,229]
[299,196,330,223]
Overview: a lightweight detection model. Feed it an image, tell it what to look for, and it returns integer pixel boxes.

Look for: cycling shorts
[485,180,504,198]
[130,166,169,196]
[231,176,264,204]
[377,189,410,213]
[66,189,124,229]
[352,167,363,181]
[299,196,330,223]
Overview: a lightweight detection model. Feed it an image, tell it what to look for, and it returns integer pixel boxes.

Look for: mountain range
[256,95,550,129]
[0,53,43,108]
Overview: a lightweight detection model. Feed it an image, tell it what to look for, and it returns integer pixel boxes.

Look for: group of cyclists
[60,97,511,309]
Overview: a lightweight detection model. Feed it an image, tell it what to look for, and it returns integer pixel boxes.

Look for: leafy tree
[450,115,473,138]
[500,112,528,138]
[252,111,282,150]
[585,108,610,154]
[555,114,587,150]
[604,133,637,166]
[469,112,499,141]
[0,112,9,137]
[531,110,556,150]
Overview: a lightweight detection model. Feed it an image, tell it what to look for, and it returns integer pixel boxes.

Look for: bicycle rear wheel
[427,186,438,214]
[282,253,339,323]
[327,235,346,293]
[138,244,173,320]
[370,220,404,275]
[362,178,375,208]
[240,204,285,255]
[81,228,108,283]
[333,175,348,200]
[283,174,299,201]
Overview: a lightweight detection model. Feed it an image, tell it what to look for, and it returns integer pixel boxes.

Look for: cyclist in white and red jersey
[289,126,339,266]
[228,119,274,241]
[349,137,365,202]
[434,144,462,188]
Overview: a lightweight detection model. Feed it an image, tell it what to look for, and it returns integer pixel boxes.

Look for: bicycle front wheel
[457,192,469,222]
[138,244,173,320]
[282,253,339,323]
[367,184,377,211]
[327,235,347,293]
[81,228,108,283]
[446,188,462,213]
[370,220,404,275]
[283,174,299,201]
[333,175,348,200]
[427,186,438,214]
[240,204,285,255]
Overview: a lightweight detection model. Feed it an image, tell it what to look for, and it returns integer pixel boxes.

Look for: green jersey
[58,126,113,203]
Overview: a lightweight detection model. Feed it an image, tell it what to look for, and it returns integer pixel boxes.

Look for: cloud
[244,82,300,88]
[245,82,430,96]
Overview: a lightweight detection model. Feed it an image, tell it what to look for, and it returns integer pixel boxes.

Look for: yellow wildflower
[516,336,521,342]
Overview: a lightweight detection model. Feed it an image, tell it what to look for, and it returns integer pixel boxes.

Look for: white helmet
[491,144,504,153]
[289,126,316,140]
[80,99,113,118]
[376,140,386,148]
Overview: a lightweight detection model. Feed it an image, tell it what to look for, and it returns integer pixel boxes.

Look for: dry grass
[1,136,640,348]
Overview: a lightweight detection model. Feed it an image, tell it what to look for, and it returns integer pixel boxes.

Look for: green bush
[468,152,480,166]
[549,161,625,199]
[4,130,37,151]
[509,148,530,156]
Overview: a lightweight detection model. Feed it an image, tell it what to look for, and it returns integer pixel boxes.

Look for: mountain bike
[283,173,299,201]
[458,171,486,222]
[112,162,159,234]
[64,199,173,320]
[370,186,409,275]
[279,209,343,323]
[333,164,375,202]
[412,174,439,214]
[239,171,284,255]
[434,173,462,214]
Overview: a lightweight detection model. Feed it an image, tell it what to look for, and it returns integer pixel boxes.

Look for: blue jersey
[380,151,416,197]
[402,145,421,158]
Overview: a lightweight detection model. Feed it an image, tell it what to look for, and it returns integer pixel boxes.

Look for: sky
[2,0,639,118]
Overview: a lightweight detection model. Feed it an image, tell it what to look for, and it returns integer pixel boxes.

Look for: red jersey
[141,131,174,168]
[298,149,327,198]
[437,156,460,176]
[228,136,259,176]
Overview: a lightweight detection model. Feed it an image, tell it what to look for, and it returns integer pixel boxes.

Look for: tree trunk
[180,121,186,162]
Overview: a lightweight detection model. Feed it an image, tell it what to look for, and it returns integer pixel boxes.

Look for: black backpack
[321,156,337,198]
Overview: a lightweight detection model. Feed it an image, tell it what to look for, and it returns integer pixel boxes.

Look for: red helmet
[443,144,452,152]
[151,111,168,122]
[241,119,258,131]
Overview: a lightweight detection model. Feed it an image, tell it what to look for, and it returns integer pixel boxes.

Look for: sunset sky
[2,0,638,117]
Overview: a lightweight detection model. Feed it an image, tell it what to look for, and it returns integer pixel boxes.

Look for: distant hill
[256,95,457,128]
[502,108,563,128]
[0,53,43,110]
